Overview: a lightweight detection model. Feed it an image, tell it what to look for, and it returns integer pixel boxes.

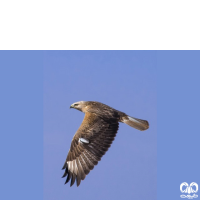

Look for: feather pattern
[62,112,119,187]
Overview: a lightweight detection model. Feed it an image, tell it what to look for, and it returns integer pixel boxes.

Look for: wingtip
[76,176,81,187]
[62,170,67,178]
[65,171,72,184]
[70,173,76,187]
[65,178,69,184]
[62,162,67,170]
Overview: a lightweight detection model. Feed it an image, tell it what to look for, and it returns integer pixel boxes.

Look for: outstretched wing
[62,112,119,187]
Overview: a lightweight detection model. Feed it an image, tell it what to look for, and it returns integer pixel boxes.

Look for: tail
[121,115,149,131]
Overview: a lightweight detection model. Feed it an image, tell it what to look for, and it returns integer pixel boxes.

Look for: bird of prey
[62,101,149,187]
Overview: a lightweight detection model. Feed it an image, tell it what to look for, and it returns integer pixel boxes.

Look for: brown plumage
[62,101,149,187]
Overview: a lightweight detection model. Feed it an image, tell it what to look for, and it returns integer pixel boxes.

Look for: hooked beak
[70,104,74,109]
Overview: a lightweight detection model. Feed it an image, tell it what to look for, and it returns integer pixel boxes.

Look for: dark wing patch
[62,112,119,187]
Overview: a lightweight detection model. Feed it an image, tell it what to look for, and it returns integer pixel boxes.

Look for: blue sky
[43,51,157,200]
[1,51,200,200]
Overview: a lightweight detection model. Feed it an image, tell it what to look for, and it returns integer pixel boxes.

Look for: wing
[62,112,119,187]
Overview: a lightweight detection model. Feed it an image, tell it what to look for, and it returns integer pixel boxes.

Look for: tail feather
[122,115,149,131]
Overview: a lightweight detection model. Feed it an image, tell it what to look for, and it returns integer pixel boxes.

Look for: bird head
[70,101,87,112]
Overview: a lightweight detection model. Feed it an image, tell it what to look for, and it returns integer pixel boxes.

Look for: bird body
[62,101,149,187]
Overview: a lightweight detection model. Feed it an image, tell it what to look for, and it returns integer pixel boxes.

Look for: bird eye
[74,104,78,106]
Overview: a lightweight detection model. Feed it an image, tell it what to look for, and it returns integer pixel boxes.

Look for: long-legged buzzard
[62,101,149,187]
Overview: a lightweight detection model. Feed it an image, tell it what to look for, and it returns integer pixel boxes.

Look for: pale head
[70,101,87,112]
